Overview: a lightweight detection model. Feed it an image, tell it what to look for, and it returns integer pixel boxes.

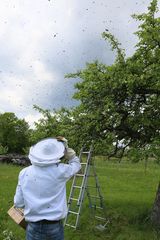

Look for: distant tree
[0,112,29,153]
[31,106,80,149]
[30,105,59,143]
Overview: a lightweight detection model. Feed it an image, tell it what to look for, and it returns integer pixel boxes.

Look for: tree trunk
[151,182,160,228]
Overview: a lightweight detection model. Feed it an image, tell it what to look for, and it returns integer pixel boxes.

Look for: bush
[0,144,8,155]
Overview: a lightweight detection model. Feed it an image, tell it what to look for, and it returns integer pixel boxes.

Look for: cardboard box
[7,206,27,229]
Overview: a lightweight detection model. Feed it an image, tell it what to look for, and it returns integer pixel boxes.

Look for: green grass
[0,160,160,240]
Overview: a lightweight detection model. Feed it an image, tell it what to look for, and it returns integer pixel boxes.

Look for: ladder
[64,143,107,229]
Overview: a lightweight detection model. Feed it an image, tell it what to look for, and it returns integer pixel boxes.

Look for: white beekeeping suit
[14,137,81,222]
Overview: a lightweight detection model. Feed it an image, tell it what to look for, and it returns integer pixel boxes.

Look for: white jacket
[14,156,81,222]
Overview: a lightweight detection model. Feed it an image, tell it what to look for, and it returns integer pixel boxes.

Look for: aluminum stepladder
[64,143,107,229]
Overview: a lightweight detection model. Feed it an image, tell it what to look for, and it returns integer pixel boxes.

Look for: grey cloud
[0,0,156,124]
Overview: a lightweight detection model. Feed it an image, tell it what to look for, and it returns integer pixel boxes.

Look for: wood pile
[0,154,31,166]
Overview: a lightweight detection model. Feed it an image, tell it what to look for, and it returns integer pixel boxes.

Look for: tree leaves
[64,0,160,159]
[0,113,29,153]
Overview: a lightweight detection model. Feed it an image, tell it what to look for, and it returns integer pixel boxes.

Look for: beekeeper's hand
[56,136,76,161]
[64,148,76,161]
[56,136,68,149]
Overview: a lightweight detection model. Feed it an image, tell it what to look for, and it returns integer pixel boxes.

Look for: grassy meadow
[0,159,160,240]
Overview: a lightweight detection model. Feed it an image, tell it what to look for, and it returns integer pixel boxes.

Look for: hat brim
[28,138,65,165]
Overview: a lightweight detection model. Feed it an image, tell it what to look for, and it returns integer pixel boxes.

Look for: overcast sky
[0,0,155,127]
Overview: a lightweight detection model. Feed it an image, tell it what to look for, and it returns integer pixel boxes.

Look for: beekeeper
[14,137,81,240]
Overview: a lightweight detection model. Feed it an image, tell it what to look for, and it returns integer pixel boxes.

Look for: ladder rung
[90,206,103,209]
[95,206,103,209]
[76,174,85,177]
[65,223,76,228]
[73,185,82,189]
[68,210,79,215]
[70,197,79,201]
[95,216,106,221]
[82,151,90,154]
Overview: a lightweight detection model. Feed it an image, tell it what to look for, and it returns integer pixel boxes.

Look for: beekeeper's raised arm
[56,136,81,180]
